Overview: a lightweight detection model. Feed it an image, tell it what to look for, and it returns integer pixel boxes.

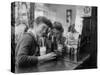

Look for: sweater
[15,32,39,68]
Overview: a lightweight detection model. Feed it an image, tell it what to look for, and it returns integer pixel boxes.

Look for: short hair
[35,16,53,28]
[53,21,64,33]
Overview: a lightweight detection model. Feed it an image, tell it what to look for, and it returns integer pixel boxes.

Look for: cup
[40,46,46,56]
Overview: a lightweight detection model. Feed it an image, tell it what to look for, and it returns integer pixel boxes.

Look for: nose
[42,30,46,34]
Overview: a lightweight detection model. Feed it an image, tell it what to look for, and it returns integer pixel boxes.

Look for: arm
[16,34,38,68]
[38,52,56,63]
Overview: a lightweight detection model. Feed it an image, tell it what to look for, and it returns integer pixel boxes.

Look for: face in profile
[37,23,48,37]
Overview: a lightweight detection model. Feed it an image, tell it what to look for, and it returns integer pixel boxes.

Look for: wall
[44,4,77,35]
[75,6,92,34]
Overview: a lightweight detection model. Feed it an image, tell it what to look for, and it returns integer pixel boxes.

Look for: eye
[42,26,46,30]
[44,25,48,30]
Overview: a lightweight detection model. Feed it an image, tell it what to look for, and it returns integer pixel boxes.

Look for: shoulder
[22,33,32,39]
[19,32,35,44]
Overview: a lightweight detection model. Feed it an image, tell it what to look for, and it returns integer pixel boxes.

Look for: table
[15,54,90,73]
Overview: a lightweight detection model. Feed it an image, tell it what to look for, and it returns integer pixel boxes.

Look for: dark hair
[68,24,77,33]
[35,16,53,28]
[53,21,64,33]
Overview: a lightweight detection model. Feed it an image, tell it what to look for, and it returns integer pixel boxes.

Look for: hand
[38,52,56,62]
[53,44,63,56]
[58,44,63,52]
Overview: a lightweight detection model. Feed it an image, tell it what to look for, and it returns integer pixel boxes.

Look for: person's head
[52,21,64,39]
[32,16,52,37]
